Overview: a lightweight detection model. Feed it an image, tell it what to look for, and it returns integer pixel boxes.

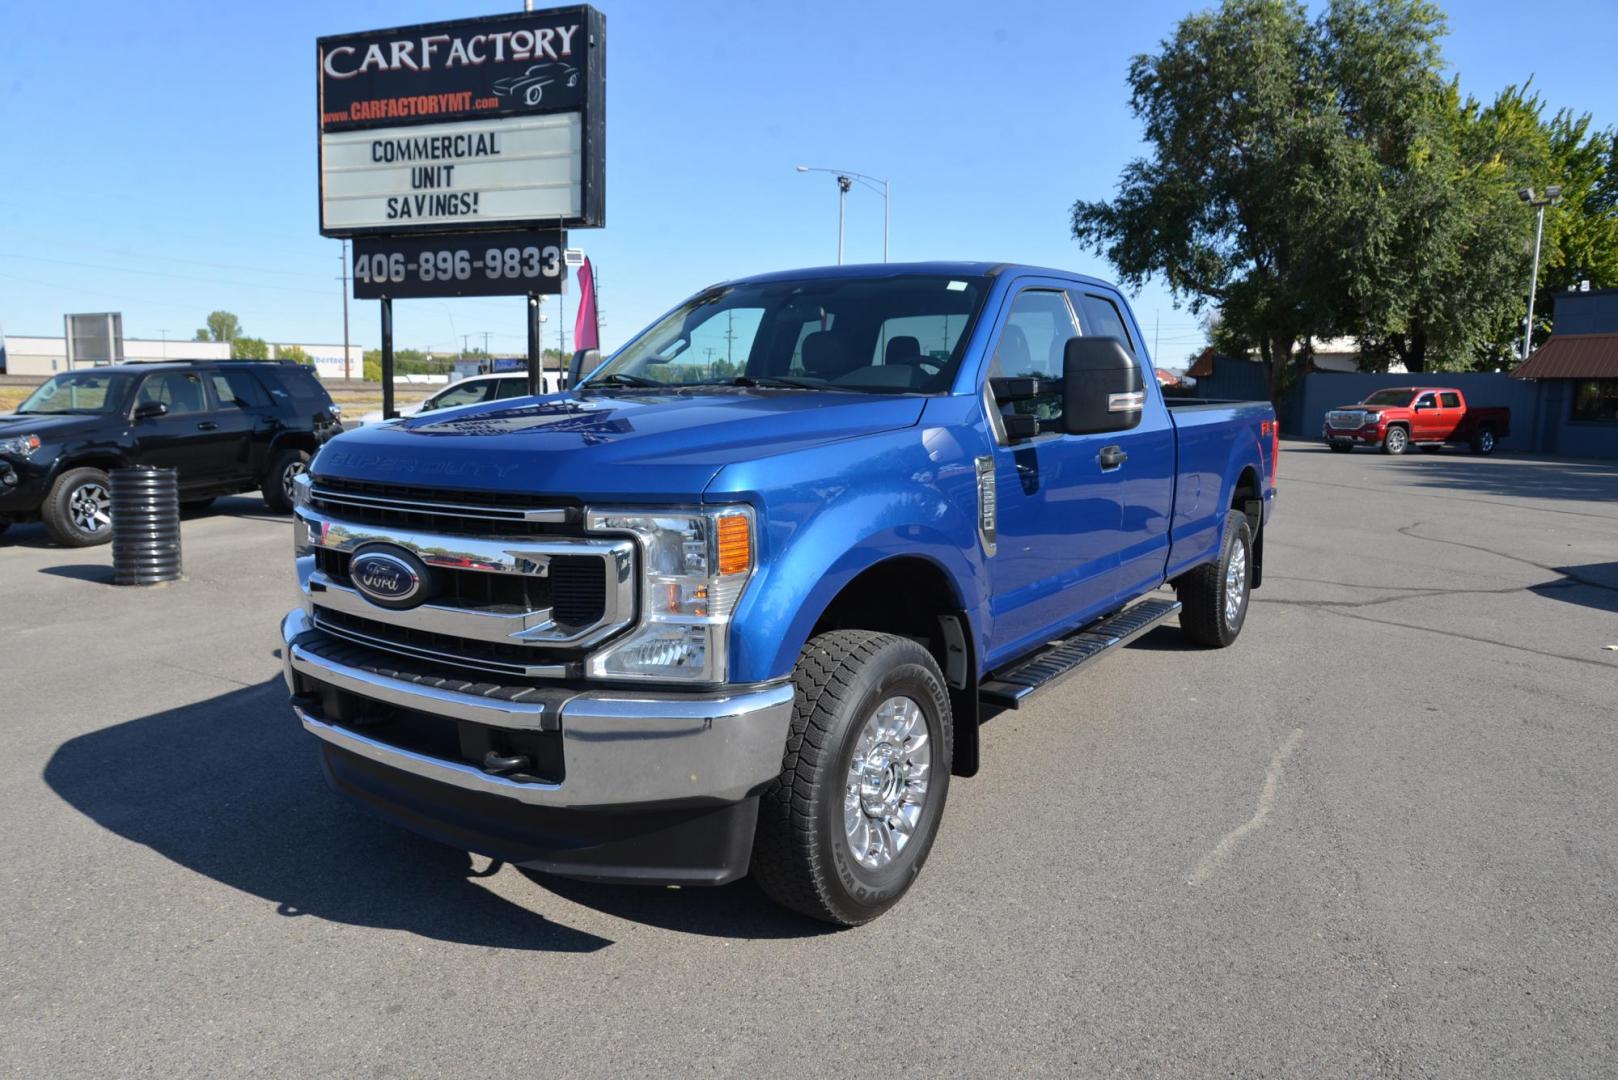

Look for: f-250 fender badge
[975,455,997,557]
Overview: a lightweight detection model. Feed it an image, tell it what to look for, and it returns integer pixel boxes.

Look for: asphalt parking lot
[3,440,1615,1077]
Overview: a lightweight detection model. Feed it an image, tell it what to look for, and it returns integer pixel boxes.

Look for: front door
[984,286,1123,664]
[1411,390,1441,440]
[129,371,238,488]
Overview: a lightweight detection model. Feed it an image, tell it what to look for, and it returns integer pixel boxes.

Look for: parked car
[1322,387,1510,455]
[355,372,559,427]
[281,262,1278,925]
[0,361,341,546]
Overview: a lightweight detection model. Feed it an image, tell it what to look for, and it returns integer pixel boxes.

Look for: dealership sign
[317,6,605,237]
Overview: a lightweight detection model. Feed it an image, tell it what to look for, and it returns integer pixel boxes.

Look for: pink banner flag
[573,257,599,352]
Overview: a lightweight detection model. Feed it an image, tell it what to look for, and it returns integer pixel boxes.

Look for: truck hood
[0,412,108,440]
[311,389,927,500]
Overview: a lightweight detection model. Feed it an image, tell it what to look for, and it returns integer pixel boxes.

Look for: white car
[356,372,559,427]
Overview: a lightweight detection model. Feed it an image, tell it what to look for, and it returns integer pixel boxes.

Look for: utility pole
[338,240,352,379]
[1154,311,1160,360]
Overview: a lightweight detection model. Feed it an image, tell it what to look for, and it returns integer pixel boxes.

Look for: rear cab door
[1065,286,1175,604]
[1435,390,1465,441]
[203,367,271,480]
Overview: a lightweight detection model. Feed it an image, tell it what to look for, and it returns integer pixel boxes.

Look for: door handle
[196,422,219,431]
[1099,445,1127,470]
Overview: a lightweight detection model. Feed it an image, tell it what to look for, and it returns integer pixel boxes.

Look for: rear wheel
[1175,509,1252,648]
[261,449,310,513]
[751,630,952,926]
[41,467,113,547]
[1382,425,1409,455]
[1471,426,1497,455]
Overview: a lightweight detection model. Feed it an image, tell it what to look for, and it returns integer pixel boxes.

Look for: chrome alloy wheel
[70,481,111,534]
[844,695,931,871]
[281,460,307,502]
[1479,429,1495,453]
[1225,534,1248,627]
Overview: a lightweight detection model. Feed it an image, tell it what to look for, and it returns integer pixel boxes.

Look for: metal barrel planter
[110,466,182,586]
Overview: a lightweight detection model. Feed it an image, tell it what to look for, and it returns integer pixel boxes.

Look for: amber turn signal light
[716,513,752,575]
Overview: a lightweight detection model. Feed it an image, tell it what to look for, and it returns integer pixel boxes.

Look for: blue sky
[3,0,1614,366]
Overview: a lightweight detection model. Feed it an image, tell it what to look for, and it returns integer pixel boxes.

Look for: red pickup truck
[1322,387,1510,455]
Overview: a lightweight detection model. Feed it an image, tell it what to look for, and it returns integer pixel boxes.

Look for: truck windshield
[586,274,989,394]
[1361,389,1417,406]
[15,371,135,414]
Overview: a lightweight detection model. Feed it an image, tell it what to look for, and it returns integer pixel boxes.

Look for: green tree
[275,344,313,365]
[1073,0,1451,394]
[230,336,269,359]
[196,311,241,343]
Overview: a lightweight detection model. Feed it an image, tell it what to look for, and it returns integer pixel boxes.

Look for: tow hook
[482,750,531,775]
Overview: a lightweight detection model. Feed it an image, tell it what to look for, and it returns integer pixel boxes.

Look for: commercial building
[1510,288,1618,458]
[1,334,229,375]
[0,333,363,383]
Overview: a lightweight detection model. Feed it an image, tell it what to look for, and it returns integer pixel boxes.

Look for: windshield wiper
[730,375,832,391]
[589,372,661,388]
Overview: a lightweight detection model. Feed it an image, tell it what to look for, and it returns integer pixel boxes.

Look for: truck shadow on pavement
[42,677,616,953]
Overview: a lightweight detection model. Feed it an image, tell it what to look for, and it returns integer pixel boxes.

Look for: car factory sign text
[317,6,605,237]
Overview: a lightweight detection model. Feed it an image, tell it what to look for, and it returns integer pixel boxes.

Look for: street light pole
[836,175,852,264]
[1518,184,1562,361]
[797,165,890,263]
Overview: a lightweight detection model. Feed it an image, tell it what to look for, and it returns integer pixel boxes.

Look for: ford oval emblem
[349,547,427,608]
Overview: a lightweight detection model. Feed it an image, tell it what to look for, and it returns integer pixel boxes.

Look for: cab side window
[1440,392,1461,408]
[992,289,1078,381]
[1071,292,1138,357]
[494,378,532,400]
[1416,392,1437,409]
[135,372,207,415]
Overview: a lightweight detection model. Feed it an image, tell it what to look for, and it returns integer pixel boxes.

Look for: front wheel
[1176,509,1252,648]
[41,467,113,547]
[261,449,310,513]
[751,631,953,926]
[1382,426,1409,455]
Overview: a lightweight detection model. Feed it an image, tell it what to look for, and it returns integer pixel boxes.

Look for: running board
[979,597,1182,709]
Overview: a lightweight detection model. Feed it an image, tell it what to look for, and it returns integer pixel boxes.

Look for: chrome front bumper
[281,608,794,810]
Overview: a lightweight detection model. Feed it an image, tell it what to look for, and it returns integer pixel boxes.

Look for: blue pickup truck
[282,262,1277,925]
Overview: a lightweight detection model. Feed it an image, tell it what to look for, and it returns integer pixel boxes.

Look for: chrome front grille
[306,478,576,536]
[1326,410,1365,430]
[298,484,635,677]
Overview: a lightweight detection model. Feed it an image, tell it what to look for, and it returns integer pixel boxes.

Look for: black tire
[261,449,310,513]
[751,630,953,927]
[1328,442,1353,454]
[1381,425,1409,455]
[1471,426,1497,455]
[181,497,216,512]
[41,467,113,547]
[1176,509,1252,648]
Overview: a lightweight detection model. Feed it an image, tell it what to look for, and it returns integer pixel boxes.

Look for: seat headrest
[884,336,923,366]
[801,330,856,379]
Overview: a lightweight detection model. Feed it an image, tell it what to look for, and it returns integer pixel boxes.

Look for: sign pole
[381,297,396,420]
[527,293,542,396]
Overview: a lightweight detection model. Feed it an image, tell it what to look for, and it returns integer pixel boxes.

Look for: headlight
[0,434,41,458]
[1361,412,1381,424]
[585,506,756,683]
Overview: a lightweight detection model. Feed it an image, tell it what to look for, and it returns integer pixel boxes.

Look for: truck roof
[713,261,1125,293]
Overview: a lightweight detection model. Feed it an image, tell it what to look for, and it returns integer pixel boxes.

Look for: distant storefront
[1511,288,1618,458]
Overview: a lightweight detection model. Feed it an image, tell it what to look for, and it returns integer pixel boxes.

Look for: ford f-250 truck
[1323,386,1510,455]
[281,263,1278,925]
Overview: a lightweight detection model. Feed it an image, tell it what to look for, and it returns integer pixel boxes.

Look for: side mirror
[568,349,603,388]
[1062,337,1143,435]
[133,401,168,421]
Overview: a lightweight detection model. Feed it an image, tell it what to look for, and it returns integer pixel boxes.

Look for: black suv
[0,361,342,546]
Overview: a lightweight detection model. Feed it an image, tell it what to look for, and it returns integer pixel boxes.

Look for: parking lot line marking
[1189,727,1306,887]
